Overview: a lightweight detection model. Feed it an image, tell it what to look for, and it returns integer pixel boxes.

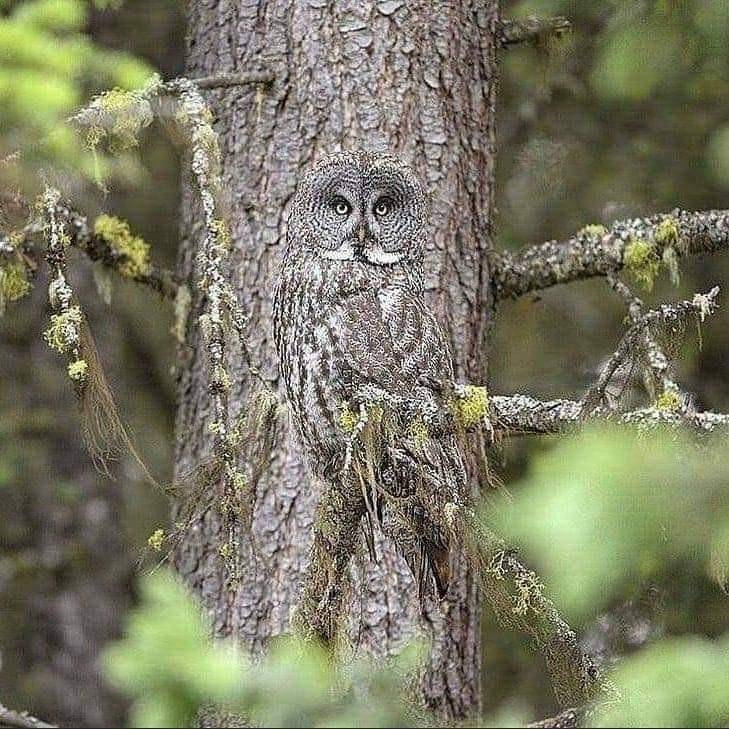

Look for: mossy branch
[491,209,729,300]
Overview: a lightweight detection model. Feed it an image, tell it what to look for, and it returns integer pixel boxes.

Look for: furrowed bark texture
[174,0,498,718]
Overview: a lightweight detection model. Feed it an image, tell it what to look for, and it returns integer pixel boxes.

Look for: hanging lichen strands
[41,187,157,484]
[171,77,255,579]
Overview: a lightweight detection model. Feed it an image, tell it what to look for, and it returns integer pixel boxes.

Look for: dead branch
[0,703,56,729]
[581,288,719,414]
[194,71,275,89]
[491,209,729,300]
[498,16,571,47]
[528,707,584,728]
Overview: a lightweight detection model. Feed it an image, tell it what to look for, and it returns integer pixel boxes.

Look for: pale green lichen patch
[451,385,489,429]
[0,260,32,312]
[656,389,681,412]
[43,305,83,354]
[577,224,608,239]
[624,237,661,291]
[407,417,429,448]
[147,528,165,552]
[94,214,151,279]
[67,359,89,382]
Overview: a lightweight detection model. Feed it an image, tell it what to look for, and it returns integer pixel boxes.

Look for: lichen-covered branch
[462,518,603,707]
[491,209,729,300]
[194,70,275,89]
[498,16,571,47]
[581,287,719,414]
[491,394,729,436]
[0,702,56,729]
[3,205,179,299]
[528,707,584,729]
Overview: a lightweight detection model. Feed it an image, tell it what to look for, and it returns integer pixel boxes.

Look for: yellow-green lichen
[67,359,88,382]
[211,218,232,249]
[147,528,165,552]
[407,417,430,448]
[577,224,608,238]
[44,306,83,354]
[339,403,359,433]
[0,261,32,308]
[93,87,154,151]
[93,214,151,279]
[451,385,489,429]
[654,217,681,248]
[624,237,660,291]
[656,389,681,412]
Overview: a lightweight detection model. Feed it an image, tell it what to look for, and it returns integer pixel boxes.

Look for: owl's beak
[357,223,367,245]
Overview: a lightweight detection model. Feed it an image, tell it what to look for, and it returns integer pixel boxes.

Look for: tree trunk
[174,0,498,718]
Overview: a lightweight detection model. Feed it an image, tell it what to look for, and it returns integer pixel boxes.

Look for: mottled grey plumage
[273,150,467,598]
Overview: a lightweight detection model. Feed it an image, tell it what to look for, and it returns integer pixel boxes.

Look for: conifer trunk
[174,0,499,717]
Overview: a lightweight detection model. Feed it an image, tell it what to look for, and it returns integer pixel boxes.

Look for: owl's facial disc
[290,152,428,266]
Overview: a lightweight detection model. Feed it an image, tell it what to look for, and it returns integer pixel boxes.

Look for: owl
[273,150,468,599]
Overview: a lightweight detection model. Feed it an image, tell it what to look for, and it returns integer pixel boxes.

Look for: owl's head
[287,151,429,266]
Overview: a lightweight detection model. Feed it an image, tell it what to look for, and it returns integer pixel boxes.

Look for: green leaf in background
[591,634,729,727]
[491,427,729,621]
[103,572,247,728]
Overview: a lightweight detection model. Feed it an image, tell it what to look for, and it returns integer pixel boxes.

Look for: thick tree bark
[174,0,498,718]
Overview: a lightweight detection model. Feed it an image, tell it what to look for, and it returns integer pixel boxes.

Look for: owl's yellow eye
[332,197,351,216]
[374,198,392,217]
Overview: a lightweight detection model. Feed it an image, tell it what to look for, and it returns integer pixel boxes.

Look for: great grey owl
[273,150,468,599]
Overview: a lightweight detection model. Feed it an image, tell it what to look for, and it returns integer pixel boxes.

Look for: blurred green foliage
[494,427,729,621]
[108,426,729,727]
[0,0,152,194]
[105,572,428,728]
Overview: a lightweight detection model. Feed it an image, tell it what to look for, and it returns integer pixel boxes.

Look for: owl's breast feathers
[274,258,465,598]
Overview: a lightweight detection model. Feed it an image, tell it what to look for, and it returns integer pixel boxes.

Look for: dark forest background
[1,0,728,726]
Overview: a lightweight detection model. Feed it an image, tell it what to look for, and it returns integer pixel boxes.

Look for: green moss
[67,358,88,382]
[94,214,151,279]
[0,260,32,307]
[43,305,82,354]
[94,87,153,150]
[577,224,608,238]
[147,528,165,552]
[624,237,660,291]
[656,389,681,412]
[451,385,489,429]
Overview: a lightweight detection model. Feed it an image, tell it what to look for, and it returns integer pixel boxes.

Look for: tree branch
[498,16,571,47]
[491,394,729,436]
[491,209,729,300]
[5,204,179,299]
[0,703,56,729]
[194,71,275,89]
[528,707,584,728]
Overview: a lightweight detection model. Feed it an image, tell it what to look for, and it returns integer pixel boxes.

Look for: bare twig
[194,71,275,89]
[498,16,571,47]
[0,703,56,729]
[528,707,584,728]
[491,209,729,300]
[581,288,719,415]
